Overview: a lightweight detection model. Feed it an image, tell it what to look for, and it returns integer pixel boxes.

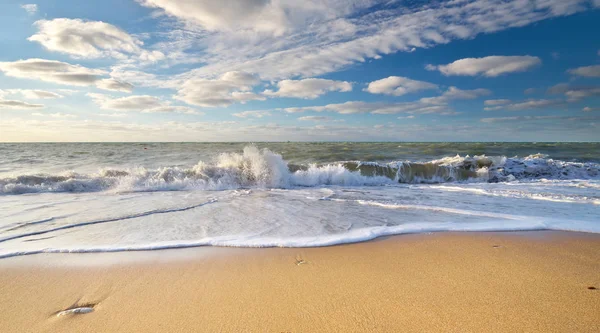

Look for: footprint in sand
[55,303,96,317]
[295,255,309,266]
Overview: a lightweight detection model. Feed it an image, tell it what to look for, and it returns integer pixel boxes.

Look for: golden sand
[0,231,599,332]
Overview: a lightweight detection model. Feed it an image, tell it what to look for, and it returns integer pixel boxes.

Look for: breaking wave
[2,146,599,195]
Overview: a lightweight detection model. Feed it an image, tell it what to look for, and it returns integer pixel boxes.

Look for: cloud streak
[96,79,135,93]
[0,98,44,109]
[21,4,38,14]
[32,112,77,118]
[568,65,600,77]
[298,116,332,122]
[428,56,541,77]
[0,59,134,92]
[548,83,600,102]
[232,110,272,118]
[175,71,264,107]
[420,87,491,105]
[365,76,437,96]
[264,78,352,99]
[0,89,63,99]
[88,93,200,114]
[480,115,563,123]
[484,99,564,111]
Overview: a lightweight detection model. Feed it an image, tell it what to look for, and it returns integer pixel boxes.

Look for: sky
[0,0,599,142]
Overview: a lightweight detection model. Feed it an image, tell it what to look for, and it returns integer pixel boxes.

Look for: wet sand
[0,231,599,332]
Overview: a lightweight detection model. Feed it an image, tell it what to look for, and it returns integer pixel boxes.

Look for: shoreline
[2,228,598,263]
[1,231,599,332]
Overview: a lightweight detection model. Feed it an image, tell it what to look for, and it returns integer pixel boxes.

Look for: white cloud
[284,101,450,115]
[282,107,313,114]
[0,98,44,109]
[20,90,62,99]
[298,116,332,122]
[89,93,161,110]
[96,79,134,93]
[371,104,453,115]
[365,76,437,96]
[524,88,537,95]
[88,93,200,114]
[32,112,77,118]
[175,71,264,107]
[55,89,80,95]
[481,116,563,123]
[232,110,271,118]
[139,50,167,63]
[484,99,511,106]
[28,19,155,60]
[397,115,415,120]
[547,83,571,95]
[0,59,135,92]
[97,113,128,118]
[220,71,261,85]
[583,107,600,112]
[147,105,202,114]
[136,0,375,37]
[284,101,372,114]
[420,87,491,105]
[565,87,600,101]
[424,64,437,71]
[568,65,600,77]
[484,99,564,111]
[107,66,171,89]
[549,83,600,102]
[428,56,541,77]
[137,0,289,35]
[0,58,105,86]
[264,78,352,99]
[21,4,38,14]
[0,89,63,99]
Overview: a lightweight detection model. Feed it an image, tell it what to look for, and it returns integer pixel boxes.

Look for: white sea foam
[0,180,598,258]
[428,184,600,205]
[1,147,598,195]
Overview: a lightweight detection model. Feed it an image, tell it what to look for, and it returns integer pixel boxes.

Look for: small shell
[56,307,94,317]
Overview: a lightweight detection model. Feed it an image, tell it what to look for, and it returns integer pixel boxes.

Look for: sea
[0,142,599,258]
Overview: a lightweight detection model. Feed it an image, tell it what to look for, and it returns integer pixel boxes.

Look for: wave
[1,146,599,195]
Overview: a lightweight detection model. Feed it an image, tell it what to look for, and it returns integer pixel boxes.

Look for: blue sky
[0,0,599,142]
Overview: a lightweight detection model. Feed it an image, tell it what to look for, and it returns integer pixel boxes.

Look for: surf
[1,146,599,195]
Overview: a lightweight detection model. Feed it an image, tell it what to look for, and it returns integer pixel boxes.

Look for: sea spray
[1,146,599,195]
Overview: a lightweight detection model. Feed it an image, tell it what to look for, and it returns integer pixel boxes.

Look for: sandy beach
[0,231,599,332]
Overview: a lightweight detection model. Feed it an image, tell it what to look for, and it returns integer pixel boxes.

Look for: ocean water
[0,142,599,258]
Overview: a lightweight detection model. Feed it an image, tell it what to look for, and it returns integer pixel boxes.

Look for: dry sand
[0,231,599,332]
